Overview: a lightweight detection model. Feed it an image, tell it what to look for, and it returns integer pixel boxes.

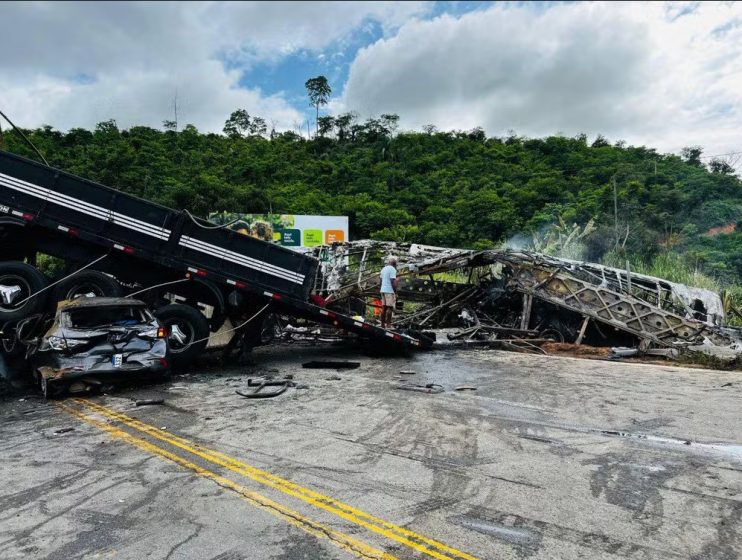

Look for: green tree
[317,116,336,137]
[709,158,735,175]
[681,146,703,166]
[248,117,267,137]
[223,109,252,138]
[304,75,332,137]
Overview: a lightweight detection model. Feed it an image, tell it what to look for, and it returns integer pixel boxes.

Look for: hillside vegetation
[2,116,741,286]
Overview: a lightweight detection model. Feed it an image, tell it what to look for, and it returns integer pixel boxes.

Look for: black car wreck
[25,297,170,398]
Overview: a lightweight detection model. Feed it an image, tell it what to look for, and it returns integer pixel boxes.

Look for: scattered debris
[399,370,416,375]
[135,399,165,407]
[53,427,74,435]
[302,361,360,370]
[540,343,612,357]
[454,515,541,547]
[611,347,639,358]
[396,383,444,394]
[236,377,293,398]
[236,384,288,398]
[455,386,477,391]
[325,375,342,381]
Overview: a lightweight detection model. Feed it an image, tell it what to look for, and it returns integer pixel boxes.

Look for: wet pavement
[0,345,741,559]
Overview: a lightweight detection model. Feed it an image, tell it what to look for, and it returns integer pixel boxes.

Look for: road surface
[1,345,740,559]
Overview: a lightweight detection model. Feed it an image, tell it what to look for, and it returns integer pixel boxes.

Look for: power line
[699,150,742,160]
[0,108,49,165]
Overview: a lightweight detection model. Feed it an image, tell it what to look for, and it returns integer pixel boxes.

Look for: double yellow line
[60,399,480,560]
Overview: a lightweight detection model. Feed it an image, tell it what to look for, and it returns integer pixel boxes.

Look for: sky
[2,1,741,159]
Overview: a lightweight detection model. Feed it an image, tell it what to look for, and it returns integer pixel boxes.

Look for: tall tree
[249,117,267,137]
[304,75,332,137]
[317,116,336,137]
[223,109,251,138]
[681,146,703,167]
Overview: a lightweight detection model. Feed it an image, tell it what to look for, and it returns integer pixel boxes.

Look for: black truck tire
[52,270,123,302]
[154,304,210,368]
[0,261,47,321]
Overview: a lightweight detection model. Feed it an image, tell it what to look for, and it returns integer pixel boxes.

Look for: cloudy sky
[2,1,741,157]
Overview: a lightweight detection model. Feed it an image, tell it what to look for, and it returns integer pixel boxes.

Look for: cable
[0,108,50,166]
[183,209,243,230]
[125,278,189,299]
[700,150,742,160]
[187,302,271,346]
[12,253,109,307]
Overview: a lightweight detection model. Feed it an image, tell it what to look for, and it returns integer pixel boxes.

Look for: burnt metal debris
[298,241,742,361]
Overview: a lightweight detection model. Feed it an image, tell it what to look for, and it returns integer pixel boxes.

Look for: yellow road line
[58,403,396,560]
[73,398,480,560]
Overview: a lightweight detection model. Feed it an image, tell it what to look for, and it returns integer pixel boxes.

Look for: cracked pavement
[0,345,741,559]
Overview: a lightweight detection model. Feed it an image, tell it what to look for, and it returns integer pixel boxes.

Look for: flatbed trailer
[0,150,429,365]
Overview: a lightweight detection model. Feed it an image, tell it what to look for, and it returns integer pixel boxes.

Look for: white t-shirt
[380,265,397,293]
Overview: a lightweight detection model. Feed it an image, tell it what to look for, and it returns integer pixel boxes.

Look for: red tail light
[157,327,167,338]
[159,358,169,368]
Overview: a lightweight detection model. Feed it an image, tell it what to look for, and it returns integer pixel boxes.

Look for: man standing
[379,257,398,329]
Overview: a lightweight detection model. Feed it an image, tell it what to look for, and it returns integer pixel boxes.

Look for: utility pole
[173,89,179,132]
[612,175,619,250]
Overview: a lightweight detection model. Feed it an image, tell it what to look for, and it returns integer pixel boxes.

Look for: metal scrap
[135,399,165,406]
[396,382,444,394]
[302,361,360,369]
[236,378,290,398]
[308,240,742,361]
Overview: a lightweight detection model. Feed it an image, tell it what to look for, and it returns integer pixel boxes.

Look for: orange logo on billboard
[325,229,345,244]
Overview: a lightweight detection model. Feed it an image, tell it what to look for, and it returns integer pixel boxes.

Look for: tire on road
[154,304,210,368]
[52,270,123,302]
[0,261,48,321]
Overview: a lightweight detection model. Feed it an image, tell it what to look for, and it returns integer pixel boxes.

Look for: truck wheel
[0,261,47,321]
[52,270,123,302]
[154,304,210,368]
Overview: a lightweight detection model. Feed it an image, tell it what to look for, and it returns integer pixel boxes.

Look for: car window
[65,306,149,329]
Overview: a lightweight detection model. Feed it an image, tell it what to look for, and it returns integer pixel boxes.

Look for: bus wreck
[309,241,742,362]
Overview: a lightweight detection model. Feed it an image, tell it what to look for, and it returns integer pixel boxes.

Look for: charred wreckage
[302,240,742,363]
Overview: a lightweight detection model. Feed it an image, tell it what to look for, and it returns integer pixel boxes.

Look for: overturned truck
[310,241,742,361]
[0,149,430,387]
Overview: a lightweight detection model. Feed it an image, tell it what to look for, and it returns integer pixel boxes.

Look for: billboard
[207,212,349,248]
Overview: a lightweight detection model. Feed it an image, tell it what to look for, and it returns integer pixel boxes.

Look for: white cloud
[340,2,742,156]
[0,1,429,132]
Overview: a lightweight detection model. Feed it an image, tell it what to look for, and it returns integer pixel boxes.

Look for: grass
[603,251,721,291]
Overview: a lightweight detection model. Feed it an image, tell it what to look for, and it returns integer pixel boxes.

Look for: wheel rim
[0,274,32,312]
[541,328,565,343]
[65,282,106,300]
[166,320,195,353]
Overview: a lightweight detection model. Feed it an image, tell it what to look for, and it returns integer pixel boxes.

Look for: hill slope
[3,120,741,281]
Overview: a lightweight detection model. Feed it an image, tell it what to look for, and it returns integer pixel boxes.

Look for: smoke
[502,231,534,251]
[502,219,597,262]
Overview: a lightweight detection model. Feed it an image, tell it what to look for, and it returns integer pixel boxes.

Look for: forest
[1,107,741,292]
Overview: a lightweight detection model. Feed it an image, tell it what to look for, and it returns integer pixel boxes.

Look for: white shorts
[381,293,397,307]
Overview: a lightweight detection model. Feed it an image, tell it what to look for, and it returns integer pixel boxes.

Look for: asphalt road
[1,345,741,560]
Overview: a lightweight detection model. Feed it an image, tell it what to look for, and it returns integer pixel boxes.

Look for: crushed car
[20,297,170,398]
